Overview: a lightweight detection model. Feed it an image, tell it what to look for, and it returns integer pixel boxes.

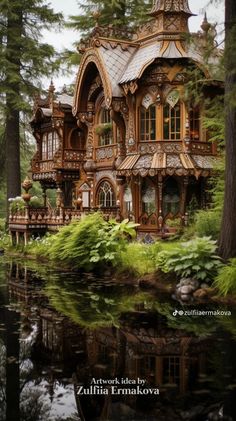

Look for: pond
[0,257,236,421]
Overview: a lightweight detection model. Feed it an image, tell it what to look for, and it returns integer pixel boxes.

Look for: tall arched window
[97,181,115,207]
[163,102,181,140]
[140,104,156,141]
[163,178,180,217]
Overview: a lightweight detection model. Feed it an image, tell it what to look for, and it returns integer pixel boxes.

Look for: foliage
[25,234,54,258]
[45,275,151,328]
[214,258,236,296]
[0,1,63,110]
[9,196,25,213]
[165,218,182,228]
[49,213,138,271]
[156,237,222,282]
[119,241,162,276]
[67,0,153,37]
[29,196,43,208]
[0,0,63,200]
[95,123,112,136]
[194,158,224,239]
[195,209,221,239]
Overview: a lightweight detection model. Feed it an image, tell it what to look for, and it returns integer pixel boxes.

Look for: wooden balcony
[9,206,120,234]
[31,148,85,181]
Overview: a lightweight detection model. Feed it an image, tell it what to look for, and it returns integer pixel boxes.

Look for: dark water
[0,257,236,421]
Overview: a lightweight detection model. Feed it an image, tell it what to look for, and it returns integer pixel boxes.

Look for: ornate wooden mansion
[9,0,221,243]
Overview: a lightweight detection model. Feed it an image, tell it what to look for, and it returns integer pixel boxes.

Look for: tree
[67,0,153,37]
[0,0,62,202]
[218,0,236,259]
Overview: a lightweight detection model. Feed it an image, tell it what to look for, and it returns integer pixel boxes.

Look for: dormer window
[41,131,60,160]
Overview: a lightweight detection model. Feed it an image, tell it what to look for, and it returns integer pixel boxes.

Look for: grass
[118,240,179,276]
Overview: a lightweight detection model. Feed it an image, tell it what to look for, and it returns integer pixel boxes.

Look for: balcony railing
[9,206,120,231]
[138,140,216,155]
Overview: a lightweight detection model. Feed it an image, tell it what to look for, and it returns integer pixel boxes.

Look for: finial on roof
[201,12,211,34]
[48,80,55,109]
[49,79,55,93]
[92,10,101,27]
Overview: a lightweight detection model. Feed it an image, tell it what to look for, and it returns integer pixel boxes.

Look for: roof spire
[150,0,193,16]
[48,80,55,110]
[201,12,211,34]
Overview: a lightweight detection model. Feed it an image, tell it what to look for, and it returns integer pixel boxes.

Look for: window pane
[140,104,156,141]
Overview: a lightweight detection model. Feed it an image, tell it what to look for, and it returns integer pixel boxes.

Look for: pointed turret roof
[150,0,194,16]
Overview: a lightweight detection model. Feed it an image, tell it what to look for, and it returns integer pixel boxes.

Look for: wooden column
[180,176,189,217]
[157,174,163,231]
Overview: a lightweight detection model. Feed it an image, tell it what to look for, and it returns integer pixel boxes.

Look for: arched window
[163,178,180,216]
[142,179,156,215]
[163,102,181,140]
[97,181,115,207]
[140,104,156,141]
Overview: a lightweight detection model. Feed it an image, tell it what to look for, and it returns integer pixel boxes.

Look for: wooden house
[9,0,221,243]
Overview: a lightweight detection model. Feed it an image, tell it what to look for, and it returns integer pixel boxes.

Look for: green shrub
[0,218,5,232]
[119,242,162,276]
[49,212,138,271]
[9,196,25,213]
[29,196,43,208]
[26,234,54,257]
[214,258,236,296]
[156,237,222,282]
[195,210,221,239]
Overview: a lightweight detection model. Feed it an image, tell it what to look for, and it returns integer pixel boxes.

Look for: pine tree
[67,0,153,37]
[218,0,236,259]
[0,0,62,202]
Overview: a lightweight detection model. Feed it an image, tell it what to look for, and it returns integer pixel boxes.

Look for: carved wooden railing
[189,141,215,155]
[63,149,85,170]
[95,144,117,162]
[9,206,120,230]
[138,140,216,155]
[32,148,85,176]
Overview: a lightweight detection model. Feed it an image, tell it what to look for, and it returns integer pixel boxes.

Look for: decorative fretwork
[77,26,135,54]
[96,146,115,161]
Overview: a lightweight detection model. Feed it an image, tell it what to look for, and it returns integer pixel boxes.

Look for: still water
[0,257,236,421]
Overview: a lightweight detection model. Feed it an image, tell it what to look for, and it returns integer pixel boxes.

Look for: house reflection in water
[5,262,235,421]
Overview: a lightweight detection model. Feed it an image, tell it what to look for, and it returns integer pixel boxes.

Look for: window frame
[97,180,116,208]
[41,130,60,160]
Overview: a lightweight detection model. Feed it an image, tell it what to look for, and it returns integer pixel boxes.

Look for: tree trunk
[5,6,22,202]
[218,0,236,259]
[5,108,21,199]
